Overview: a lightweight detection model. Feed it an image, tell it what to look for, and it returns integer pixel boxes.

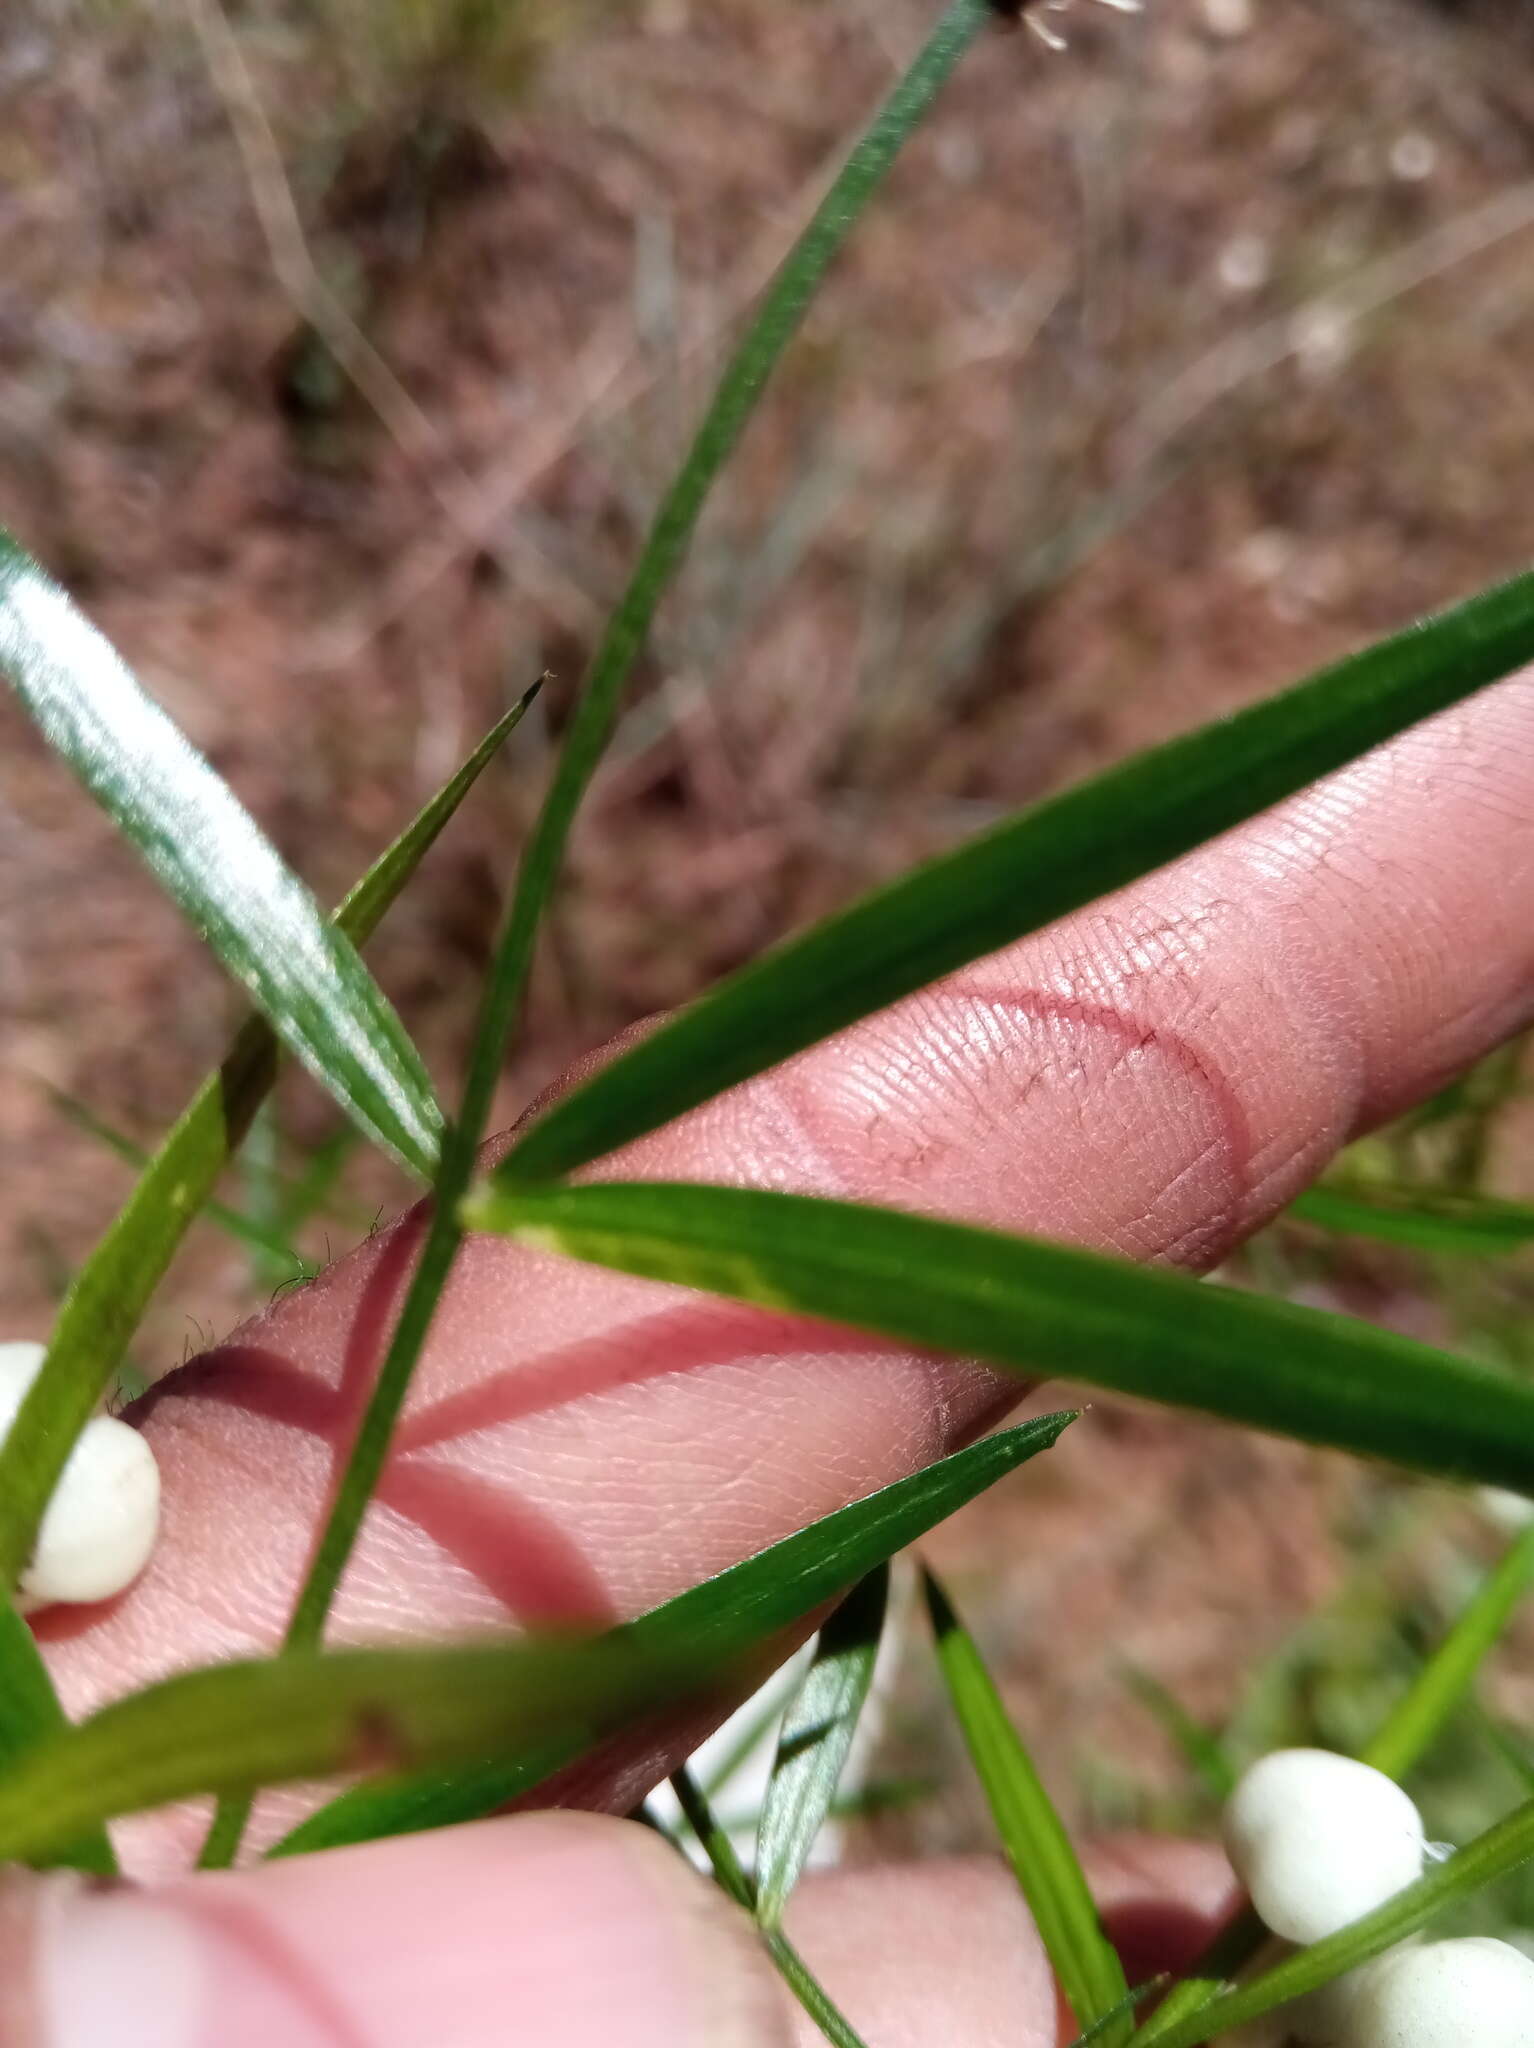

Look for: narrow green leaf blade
[502,566,1534,1183]
[0,529,441,1177]
[270,1412,1074,1857]
[46,1089,312,1274]
[334,692,539,945]
[0,1632,736,1869]
[0,697,533,1608]
[1288,1183,1534,1256]
[670,1763,757,1910]
[1122,1906,1267,2048]
[925,1568,1130,2041]
[756,1563,889,1926]
[1121,1666,1237,1804]
[1066,1981,1168,2048]
[274,1126,361,1238]
[1362,1522,1534,1781]
[0,1607,114,1875]
[452,0,991,1162]
[702,1671,802,1800]
[465,1180,1534,1497]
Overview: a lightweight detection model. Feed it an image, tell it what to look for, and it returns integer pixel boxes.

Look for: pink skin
[9,679,1534,2044]
[3,1827,1236,2047]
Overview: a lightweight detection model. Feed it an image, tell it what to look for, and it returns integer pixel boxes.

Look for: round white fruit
[21,1413,161,1607]
[1223,1748,1425,1945]
[0,1341,160,1608]
[0,1341,47,1385]
[1335,1938,1534,2047]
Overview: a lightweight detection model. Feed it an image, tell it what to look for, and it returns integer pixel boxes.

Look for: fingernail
[29,1814,791,2048]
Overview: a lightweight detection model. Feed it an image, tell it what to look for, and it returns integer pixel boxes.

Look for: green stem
[1362,1520,1534,1781]
[451,0,991,1148]
[670,1767,871,2048]
[669,1765,757,1911]
[197,0,989,1870]
[1125,1906,1268,2048]
[764,1929,872,2048]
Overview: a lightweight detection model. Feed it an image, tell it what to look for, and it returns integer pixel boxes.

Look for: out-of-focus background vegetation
[8,0,1534,1896]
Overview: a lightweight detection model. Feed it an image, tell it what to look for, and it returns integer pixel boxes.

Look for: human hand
[10,679,1534,2045]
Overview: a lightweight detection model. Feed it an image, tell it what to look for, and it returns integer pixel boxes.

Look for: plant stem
[670,1766,872,2048]
[197,0,990,1870]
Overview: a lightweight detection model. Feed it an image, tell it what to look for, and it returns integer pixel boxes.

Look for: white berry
[1223,1749,1425,1945]
[0,1341,47,1382]
[0,1341,160,1608]
[1334,1937,1534,2047]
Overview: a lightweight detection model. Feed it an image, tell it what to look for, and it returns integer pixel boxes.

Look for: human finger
[0,1814,792,2048]
[38,680,1534,1856]
[0,1820,1232,2048]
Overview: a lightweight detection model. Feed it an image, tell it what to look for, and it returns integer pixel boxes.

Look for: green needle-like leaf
[0,529,441,1177]
[756,1563,888,1927]
[501,565,1534,1183]
[1122,1906,1267,2048]
[1121,1666,1237,1804]
[0,1607,113,1875]
[0,1632,739,1869]
[925,1568,1130,2043]
[465,1181,1534,1497]
[1133,1795,1534,2048]
[715,1774,934,1832]
[702,1671,802,1801]
[669,1763,757,1910]
[1363,1521,1534,1781]
[1065,1982,1168,2048]
[46,1089,312,1275]
[274,1126,362,1239]
[1287,1183,1534,1256]
[0,698,535,1773]
[453,0,990,1153]
[211,0,996,1867]
[269,1413,1074,1858]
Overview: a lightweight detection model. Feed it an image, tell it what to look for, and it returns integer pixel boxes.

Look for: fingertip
[17,1815,794,2048]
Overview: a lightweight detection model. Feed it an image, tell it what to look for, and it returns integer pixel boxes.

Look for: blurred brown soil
[6,0,1534,1816]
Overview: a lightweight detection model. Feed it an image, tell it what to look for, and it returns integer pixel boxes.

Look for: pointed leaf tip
[0,531,441,1177]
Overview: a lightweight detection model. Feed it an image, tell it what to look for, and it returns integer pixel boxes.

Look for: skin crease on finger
[31,678,1534,1872]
